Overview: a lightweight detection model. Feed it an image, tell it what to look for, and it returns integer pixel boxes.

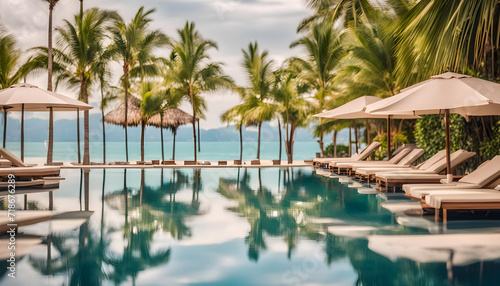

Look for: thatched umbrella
[104,97,197,161]
[149,108,198,161]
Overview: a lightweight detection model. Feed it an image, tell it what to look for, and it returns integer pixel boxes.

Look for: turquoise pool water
[2,167,500,285]
[9,141,324,162]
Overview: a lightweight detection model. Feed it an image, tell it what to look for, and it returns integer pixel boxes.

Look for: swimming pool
[2,167,500,285]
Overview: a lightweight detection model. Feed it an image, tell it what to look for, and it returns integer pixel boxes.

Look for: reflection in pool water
[1,167,500,285]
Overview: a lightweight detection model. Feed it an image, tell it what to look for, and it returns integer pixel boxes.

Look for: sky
[1,0,311,129]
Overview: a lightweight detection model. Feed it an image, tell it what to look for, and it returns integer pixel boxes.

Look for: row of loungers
[402,156,500,222]
[98,159,284,166]
[316,146,500,222]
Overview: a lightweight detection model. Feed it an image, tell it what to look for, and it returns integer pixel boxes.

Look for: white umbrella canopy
[366,72,500,179]
[313,95,419,119]
[313,96,419,159]
[365,72,500,117]
[0,83,93,111]
[0,83,93,163]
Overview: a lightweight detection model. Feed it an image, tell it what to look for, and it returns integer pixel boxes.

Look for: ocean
[14,141,322,162]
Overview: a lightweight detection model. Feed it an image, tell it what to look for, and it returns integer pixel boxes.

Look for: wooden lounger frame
[433,202,500,222]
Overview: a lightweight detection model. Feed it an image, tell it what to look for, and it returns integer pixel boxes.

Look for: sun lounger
[0,166,60,180]
[424,187,500,222]
[218,160,227,166]
[335,147,414,175]
[328,142,383,171]
[162,160,176,165]
[313,141,382,168]
[184,160,197,166]
[355,149,445,183]
[375,150,475,192]
[234,159,242,165]
[251,160,260,165]
[403,156,500,200]
[273,160,281,165]
[338,148,423,176]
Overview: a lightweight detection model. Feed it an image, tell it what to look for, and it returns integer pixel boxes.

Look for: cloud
[1,0,310,128]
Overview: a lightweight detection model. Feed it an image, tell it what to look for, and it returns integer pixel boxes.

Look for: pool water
[2,167,500,285]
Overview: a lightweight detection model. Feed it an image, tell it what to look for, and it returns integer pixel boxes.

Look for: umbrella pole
[445,109,452,180]
[387,115,391,160]
[366,119,371,144]
[3,109,7,148]
[21,104,24,161]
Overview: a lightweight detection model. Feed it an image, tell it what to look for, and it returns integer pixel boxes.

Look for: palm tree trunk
[197,119,201,152]
[278,118,282,162]
[189,86,197,162]
[288,124,296,164]
[160,115,164,161]
[77,108,81,163]
[123,64,129,162]
[172,128,177,161]
[47,107,53,165]
[239,122,243,162]
[102,108,106,163]
[257,121,262,159]
[140,120,145,162]
[47,2,54,92]
[82,83,90,165]
[79,0,83,17]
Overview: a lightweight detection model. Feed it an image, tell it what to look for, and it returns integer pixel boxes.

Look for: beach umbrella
[313,95,419,158]
[104,97,197,161]
[366,72,500,181]
[0,83,93,163]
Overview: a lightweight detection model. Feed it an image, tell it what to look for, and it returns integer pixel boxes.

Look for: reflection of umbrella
[314,96,419,158]
[0,83,93,163]
[366,72,500,180]
[104,98,197,161]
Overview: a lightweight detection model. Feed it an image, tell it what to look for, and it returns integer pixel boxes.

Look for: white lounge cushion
[425,189,500,209]
[409,183,482,199]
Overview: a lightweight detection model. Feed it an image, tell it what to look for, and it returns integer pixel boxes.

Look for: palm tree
[272,70,310,163]
[298,0,377,32]
[395,0,500,87]
[337,20,398,98]
[289,20,346,156]
[166,21,233,161]
[138,82,163,161]
[239,42,277,159]
[0,26,34,89]
[109,7,168,161]
[220,104,246,162]
[38,8,118,165]
[43,0,59,92]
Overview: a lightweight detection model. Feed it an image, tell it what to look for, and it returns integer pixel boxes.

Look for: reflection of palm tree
[29,222,112,285]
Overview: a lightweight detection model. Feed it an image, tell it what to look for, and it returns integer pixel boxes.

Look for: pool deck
[46,160,312,169]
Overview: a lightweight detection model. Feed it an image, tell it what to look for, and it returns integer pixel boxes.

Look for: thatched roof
[149,108,198,129]
[103,97,142,127]
[103,97,198,129]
